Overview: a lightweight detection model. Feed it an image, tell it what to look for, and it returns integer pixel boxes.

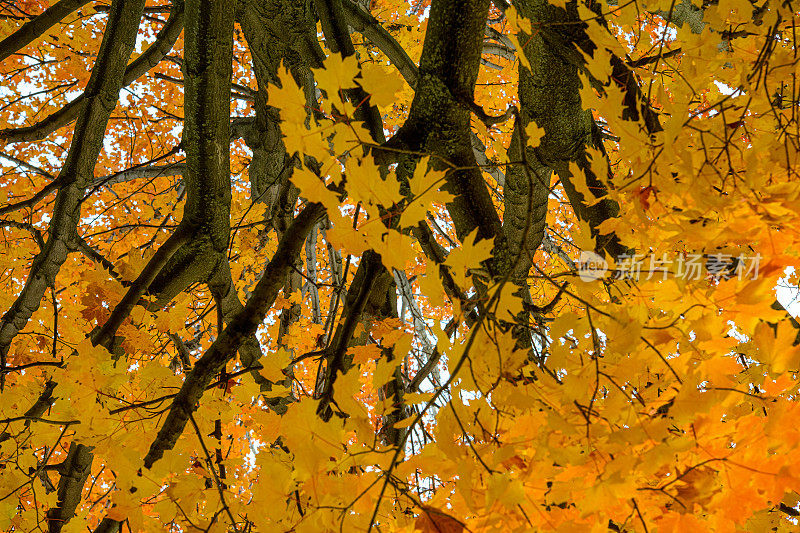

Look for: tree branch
[340,0,418,87]
[142,201,324,469]
[46,442,93,533]
[315,0,386,143]
[0,0,93,62]
[390,0,501,243]
[90,222,195,349]
[316,249,382,420]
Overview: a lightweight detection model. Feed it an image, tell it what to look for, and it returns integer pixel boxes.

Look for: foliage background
[1,0,800,531]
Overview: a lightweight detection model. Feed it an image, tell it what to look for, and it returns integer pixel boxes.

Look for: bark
[144,0,236,305]
[390,0,501,243]
[316,250,395,420]
[304,223,323,324]
[340,0,418,87]
[47,442,93,533]
[511,0,625,262]
[207,262,295,414]
[500,120,551,281]
[237,0,320,209]
[315,0,386,142]
[91,518,122,533]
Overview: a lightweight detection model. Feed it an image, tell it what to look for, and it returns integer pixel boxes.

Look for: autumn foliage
[1,0,800,531]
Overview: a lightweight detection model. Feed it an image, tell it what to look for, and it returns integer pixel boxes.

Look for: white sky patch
[777,266,800,316]
[714,80,743,96]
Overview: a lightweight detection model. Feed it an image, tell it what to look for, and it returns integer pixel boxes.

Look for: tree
[0,0,798,530]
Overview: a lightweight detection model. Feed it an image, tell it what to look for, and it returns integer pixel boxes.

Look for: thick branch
[390,0,501,243]
[340,7,507,209]
[237,0,316,208]
[92,162,186,188]
[316,250,383,419]
[47,442,93,533]
[500,121,551,280]
[315,0,386,142]
[91,223,195,349]
[207,261,293,413]
[91,518,122,533]
[143,202,325,469]
[510,0,628,260]
[143,0,234,305]
[0,0,93,62]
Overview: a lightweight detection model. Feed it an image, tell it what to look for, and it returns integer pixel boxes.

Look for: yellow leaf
[487,281,525,323]
[754,321,800,373]
[399,159,454,228]
[313,53,359,96]
[349,344,382,365]
[293,168,339,213]
[444,228,494,289]
[487,473,526,509]
[415,506,464,533]
[404,392,434,404]
[262,385,291,398]
[326,212,371,257]
[269,66,308,123]
[573,219,596,254]
[365,228,415,271]
[392,415,417,429]
[258,348,292,383]
[505,6,531,33]
[282,120,331,161]
[507,34,530,71]
[415,265,446,313]
[346,157,402,209]
[155,302,188,333]
[373,356,401,388]
[524,121,545,147]
[357,63,405,107]
[567,161,602,207]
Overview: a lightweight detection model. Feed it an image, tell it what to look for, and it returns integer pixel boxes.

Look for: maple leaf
[346,156,402,212]
[633,185,658,210]
[258,348,292,383]
[754,321,800,373]
[524,120,545,146]
[357,63,405,107]
[444,228,494,289]
[399,157,455,229]
[269,66,309,123]
[674,465,720,509]
[313,53,360,95]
